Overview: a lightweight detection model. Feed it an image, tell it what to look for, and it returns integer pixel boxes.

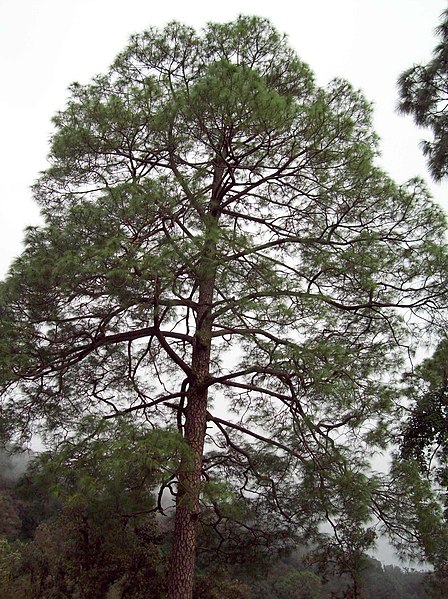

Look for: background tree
[3,418,176,598]
[1,419,256,598]
[401,339,448,493]
[397,339,448,594]
[0,431,433,598]
[398,8,448,180]
[272,570,321,599]
[0,16,447,599]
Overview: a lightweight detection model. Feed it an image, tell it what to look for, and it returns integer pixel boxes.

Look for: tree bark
[167,282,215,599]
[167,162,222,598]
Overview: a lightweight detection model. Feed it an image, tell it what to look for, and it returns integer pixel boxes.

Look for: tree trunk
[166,382,209,598]
[167,170,222,597]
[167,282,215,599]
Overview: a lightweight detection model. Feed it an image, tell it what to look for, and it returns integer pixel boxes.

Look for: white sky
[0,0,446,566]
[0,0,447,277]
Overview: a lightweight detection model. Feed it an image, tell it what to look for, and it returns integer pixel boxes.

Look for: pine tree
[398,8,448,180]
[0,17,447,598]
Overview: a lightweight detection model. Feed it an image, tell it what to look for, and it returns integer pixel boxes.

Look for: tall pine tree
[1,17,447,598]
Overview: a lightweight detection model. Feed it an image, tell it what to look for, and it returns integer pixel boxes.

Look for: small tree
[0,16,447,599]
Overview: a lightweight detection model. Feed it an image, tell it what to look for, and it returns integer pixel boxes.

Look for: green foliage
[375,459,448,571]
[395,339,448,583]
[352,559,429,599]
[272,570,321,599]
[0,537,23,597]
[193,568,251,599]
[1,421,176,598]
[401,338,448,478]
[398,8,448,180]
[0,490,22,539]
[18,417,187,521]
[10,509,167,599]
[425,564,448,599]
[0,426,433,599]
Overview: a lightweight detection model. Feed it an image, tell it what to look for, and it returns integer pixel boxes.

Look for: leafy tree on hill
[0,15,447,598]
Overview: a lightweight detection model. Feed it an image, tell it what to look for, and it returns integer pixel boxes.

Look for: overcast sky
[1,0,447,276]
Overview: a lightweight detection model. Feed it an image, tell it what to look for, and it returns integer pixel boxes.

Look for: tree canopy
[398,8,448,181]
[0,15,447,598]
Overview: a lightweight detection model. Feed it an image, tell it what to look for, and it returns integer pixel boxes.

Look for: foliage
[19,417,187,518]
[1,14,447,597]
[193,568,251,599]
[360,560,429,599]
[396,339,448,587]
[0,537,23,598]
[0,428,435,599]
[0,484,22,540]
[7,509,166,599]
[398,8,448,180]
[425,564,448,599]
[272,570,322,599]
[401,338,448,491]
[0,420,174,598]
